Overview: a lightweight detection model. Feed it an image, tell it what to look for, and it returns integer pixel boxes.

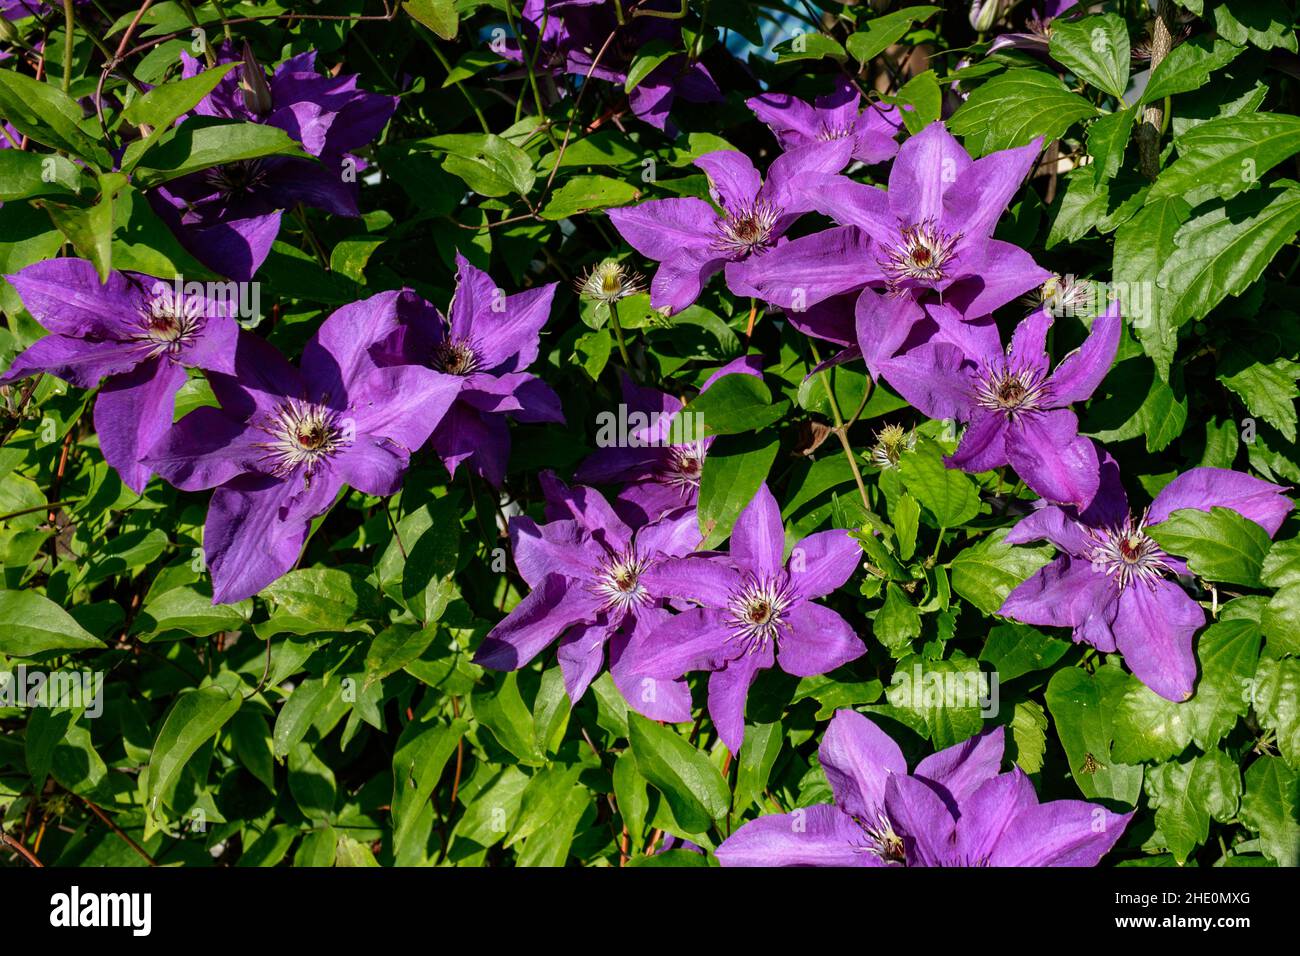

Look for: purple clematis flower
[505,0,723,133]
[607,144,853,314]
[621,483,865,753]
[747,77,903,166]
[1,258,240,493]
[1001,458,1292,701]
[148,44,397,280]
[474,473,701,710]
[986,1,1078,57]
[873,298,1122,508]
[575,355,762,525]
[143,293,462,604]
[716,710,1132,866]
[743,122,1049,319]
[360,254,563,487]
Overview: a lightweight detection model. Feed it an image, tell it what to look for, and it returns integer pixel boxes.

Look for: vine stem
[61,0,74,92]
[1137,0,1175,180]
[808,342,884,529]
[1,830,42,866]
[608,299,635,379]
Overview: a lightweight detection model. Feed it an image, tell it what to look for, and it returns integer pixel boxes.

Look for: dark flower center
[660,442,706,495]
[139,287,204,357]
[726,574,796,650]
[1087,513,1172,591]
[713,200,780,258]
[593,549,651,613]
[974,365,1047,417]
[206,158,269,196]
[255,399,349,484]
[881,219,961,288]
[432,338,479,376]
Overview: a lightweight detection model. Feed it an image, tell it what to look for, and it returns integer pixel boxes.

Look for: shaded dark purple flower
[986,1,1078,57]
[474,473,701,709]
[144,293,462,604]
[361,255,563,487]
[607,144,852,314]
[505,0,723,133]
[1,258,240,493]
[1001,458,1293,701]
[621,483,864,753]
[148,44,398,280]
[743,122,1049,319]
[872,299,1122,508]
[747,77,903,166]
[717,710,1131,866]
[575,355,762,525]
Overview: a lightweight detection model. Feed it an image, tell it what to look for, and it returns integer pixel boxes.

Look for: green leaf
[1241,756,1300,866]
[132,118,311,188]
[1147,749,1240,864]
[146,686,242,814]
[625,40,677,94]
[697,429,779,549]
[1049,14,1131,99]
[1046,665,1144,804]
[1009,700,1049,774]
[951,529,1052,616]
[613,751,651,840]
[122,62,242,164]
[628,712,730,834]
[875,583,923,651]
[442,49,501,88]
[773,33,846,64]
[391,716,468,853]
[0,151,83,202]
[1217,350,1300,443]
[1213,0,1298,53]
[404,0,458,39]
[509,768,588,867]
[891,492,920,562]
[261,568,373,634]
[0,70,114,168]
[978,622,1070,682]
[1151,113,1300,209]
[1262,583,1300,656]
[1156,185,1300,331]
[0,589,105,657]
[689,373,789,436]
[472,671,543,765]
[435,132,536,198]
[43,180,120,282]
[134,586,247,638]
[1087,108,1136,182]
[542,174,641,220]
[893,71,941,135]
[898,440,980,528]
[734,721,782,812]
[846,6,941,64]
[1114,196,1192,379]
[1147,506,1272,587]
[1139,36,1243,105]
[949,69,1098,157]
[1253,657,1300,771]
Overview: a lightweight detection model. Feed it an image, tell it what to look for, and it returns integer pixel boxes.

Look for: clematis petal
[944,239,1052,318]
[474,573,603,671]
[883,772,958,867]
[1147,467,1294,536]
[610,606,695,723]
[777,601,865,677]
[730,482,786,578]
[818,709,908,819]
[6,258,143,339]
[607,197,718,262]
[694,149,762,213]
[640,555,743,608]
[795,175,895,246]
[856,284,926,377]
[143,406,264,492]
[715,805,870,867]
[728,226,879,312]
[788,529,862,599]
[914,726,1006,810]
[1113,579,1204,702]
[877,342,974,422]
[625,606,736,679]
[988,798,1134,866]
[556,619,610,706]
[0,334,146,389]
[946,410,1010,474]
[887,121,973,226]
[708,643,773,753]
[953,769,1039,865]
[944,136,1043,241]
[999,555,1119,633]
[1047,300,1122,406]
[648,247,726,315]
[94,357,188,495]
[1004,410,1100,508]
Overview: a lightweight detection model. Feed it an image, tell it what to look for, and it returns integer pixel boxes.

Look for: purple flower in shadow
[621,483,864,753]
[148,44,397,280]
[743,121,1049,319]
[717,710,1132,866]
[607,144,853,314]
[1,258,240,493]
[144,293,462,604]
[474,473,702,709]
[1001,457,1292,701]
[872,298,1123,508]
[361,254,564,487]
[747,77,903,166]
[575,355,763,525]
[505,0,723,134]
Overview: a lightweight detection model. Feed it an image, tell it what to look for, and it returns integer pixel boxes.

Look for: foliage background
[1,0,1299,867]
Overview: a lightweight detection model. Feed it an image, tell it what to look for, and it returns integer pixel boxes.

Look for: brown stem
[1137,1,1175,180]
[81,797,158,866]
[1,830,43,867]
